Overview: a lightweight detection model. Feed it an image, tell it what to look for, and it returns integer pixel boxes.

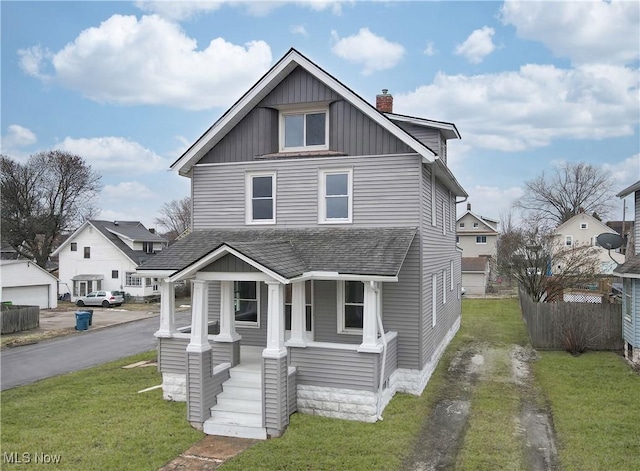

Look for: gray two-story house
[138,48,468,440]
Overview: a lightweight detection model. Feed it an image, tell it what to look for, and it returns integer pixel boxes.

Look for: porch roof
[138,227,417,280]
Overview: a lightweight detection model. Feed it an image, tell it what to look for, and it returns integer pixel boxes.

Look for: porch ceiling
[137,227,417,281]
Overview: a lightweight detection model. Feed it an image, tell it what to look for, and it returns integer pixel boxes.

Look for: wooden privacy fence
[1,304,40,334]
[519,287,623,351]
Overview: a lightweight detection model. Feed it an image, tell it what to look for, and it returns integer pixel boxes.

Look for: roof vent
[114,221,119,226]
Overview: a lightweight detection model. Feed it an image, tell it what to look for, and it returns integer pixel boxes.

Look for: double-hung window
[337,280,364,333]
[319,168,352,223]
[476,235,487,244]
[280,110,328,151]
[246,172,276,224]
[234,281,259,326]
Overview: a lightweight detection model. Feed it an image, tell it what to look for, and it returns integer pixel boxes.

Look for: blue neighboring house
[613,180,640,366]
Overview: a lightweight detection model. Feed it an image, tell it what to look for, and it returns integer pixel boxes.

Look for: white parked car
[76,291,124,308]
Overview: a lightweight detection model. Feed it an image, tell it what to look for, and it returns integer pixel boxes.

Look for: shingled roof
[138,227,417,280]
[614,255,640,277]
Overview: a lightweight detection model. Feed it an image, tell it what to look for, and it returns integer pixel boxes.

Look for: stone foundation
[162,373,186,402]
[396,315,460,395]
[298,385,378,422]
[625,342,640,366]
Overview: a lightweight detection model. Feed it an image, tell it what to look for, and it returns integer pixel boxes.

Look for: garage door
[2,285,49,309]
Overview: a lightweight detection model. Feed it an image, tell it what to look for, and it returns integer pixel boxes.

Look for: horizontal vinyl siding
[289,346,377,391]
[313,280,356,345]
[382,334,398,383]
[421,165,462,367]
[186,352,202,422]
[158,337,189,374]
[394,122,441,155]
[236,282,267,346]
[208,281,221,324]
[382,238,421,369]
[263,357,287,431]
[192,154,421,229]
[201,353,217,419]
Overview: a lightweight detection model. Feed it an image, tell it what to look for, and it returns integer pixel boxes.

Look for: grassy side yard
[1,352,204,471]
[535,351,640,471]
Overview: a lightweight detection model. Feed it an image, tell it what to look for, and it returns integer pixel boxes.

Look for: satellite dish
[596,233,624,250]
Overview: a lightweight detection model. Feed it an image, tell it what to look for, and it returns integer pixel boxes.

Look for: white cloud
[102,181,156,201]
[331,28,405,75]
[423,41,437,57]
[290,24,309,37]
[501,0,640,66]
[55,136,170,175]
[18,45,51,79]
[454,26,496,64]
[460,185,524,221]
[602,154,640,192]
[299,0,346,15]
[395,63,639,152]
[134,1,224,21]
[26,14,272,110]
[1,125,37,155]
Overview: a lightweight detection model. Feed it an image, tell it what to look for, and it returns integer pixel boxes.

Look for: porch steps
[203,361,267,440]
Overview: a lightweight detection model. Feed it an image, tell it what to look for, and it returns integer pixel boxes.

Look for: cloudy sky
[2,0,638,229]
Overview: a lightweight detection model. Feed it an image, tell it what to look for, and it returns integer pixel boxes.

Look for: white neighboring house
[53,220,167,301]
[1,260,59,309]
[456,203,498,295]
[552,212,625,274]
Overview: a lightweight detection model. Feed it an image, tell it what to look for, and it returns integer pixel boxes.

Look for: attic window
[459,223,465,228]
[70,242,77,252]
[473,222,479,228]
[580,223,588,229]
[280,110,328,152]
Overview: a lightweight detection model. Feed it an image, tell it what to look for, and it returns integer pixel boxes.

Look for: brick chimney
[376,89,393,113]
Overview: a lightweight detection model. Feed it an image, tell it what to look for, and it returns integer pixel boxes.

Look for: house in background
[0,260,59,309]
[456,203,498,295]
[552,212,624,275]
[52,220,167,302]
[613,180,640,366]
[606,220,635,255]
[138,48,467,440]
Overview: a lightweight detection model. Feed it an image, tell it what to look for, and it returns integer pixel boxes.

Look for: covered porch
[138,227,415,438]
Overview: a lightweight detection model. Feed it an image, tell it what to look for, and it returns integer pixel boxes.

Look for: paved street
[1,311,191,391]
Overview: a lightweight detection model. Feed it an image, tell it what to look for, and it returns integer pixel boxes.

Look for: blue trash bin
[75,311,90,331]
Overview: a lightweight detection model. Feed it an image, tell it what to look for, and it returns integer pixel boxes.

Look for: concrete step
[222,379,261,399]
[215,395,262,414]
[210,409,262,427]
[203,420,267,440]
[229,368,261,382]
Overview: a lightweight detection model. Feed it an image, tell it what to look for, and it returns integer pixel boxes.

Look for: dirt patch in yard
[403,343,558,471]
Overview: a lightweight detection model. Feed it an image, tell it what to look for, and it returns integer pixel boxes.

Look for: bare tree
[501,223,600,302]
[1,152,102,268]
[154,196,191,242]
[515,162,614,227]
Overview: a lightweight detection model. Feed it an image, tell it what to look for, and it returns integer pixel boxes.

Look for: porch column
[154,279,175,338]
[286,281,306,347]
[187,279,211,353]
[358,281,383,353]
[263,281,287,358]
[213,280,241,342]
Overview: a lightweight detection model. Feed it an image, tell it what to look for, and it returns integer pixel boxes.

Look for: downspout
[373,281,387,420]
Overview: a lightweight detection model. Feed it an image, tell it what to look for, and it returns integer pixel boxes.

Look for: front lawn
[1,352,204,470]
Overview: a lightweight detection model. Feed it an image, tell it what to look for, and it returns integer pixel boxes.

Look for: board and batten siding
[199,67,412,164]
[192,154,421,230]
[420,164,462,367]
[394,122,444,159]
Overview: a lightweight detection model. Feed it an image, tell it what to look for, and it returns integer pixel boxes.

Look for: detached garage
[1,260,58,309]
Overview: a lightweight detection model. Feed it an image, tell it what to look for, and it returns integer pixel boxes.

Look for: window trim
[70,242,77,252]
[432,274,437,327]
[442,270,447,304]
[83,247,90,259]
[245,171,276,225]
[473,222,479,228]
[111,270,119,279]
[279,109,329,152]
[234,281,261,328]
[337,280,364,335]
[450,260,454,291]
[442,201,447,235]
[476,235,487,244]
[319,168,353,224]
[580,223,588,229]
[431,172,436,227]
[565,235,573,247]
[459,222,465,228]
[125,271,142,287]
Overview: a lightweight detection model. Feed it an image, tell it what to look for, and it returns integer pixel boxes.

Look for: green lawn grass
[1,352,204,470]
[535,351,640,471]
